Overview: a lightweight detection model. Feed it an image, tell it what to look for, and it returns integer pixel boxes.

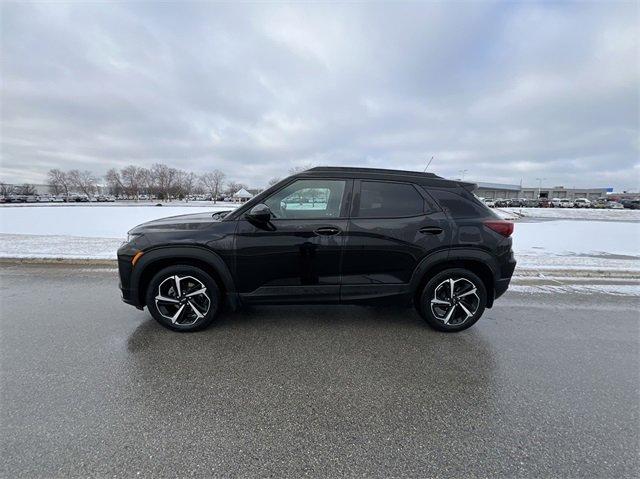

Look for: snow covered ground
[495,207,640,222]
[1,204,638,277]
[514,220,639,273]
[0,203,234,238]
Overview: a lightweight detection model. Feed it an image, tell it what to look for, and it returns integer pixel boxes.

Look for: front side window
[264,179,346,219]
[356,181,424,218]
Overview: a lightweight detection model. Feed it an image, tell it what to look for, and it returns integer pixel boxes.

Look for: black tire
[145,265,221,332]
[417,268,487,332]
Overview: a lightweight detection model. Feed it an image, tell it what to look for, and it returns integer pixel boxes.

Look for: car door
[234,178,352,303]
[340,179,451,301]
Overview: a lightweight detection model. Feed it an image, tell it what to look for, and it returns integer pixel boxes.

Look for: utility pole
[535,177,547,198]
[458,169,468,181]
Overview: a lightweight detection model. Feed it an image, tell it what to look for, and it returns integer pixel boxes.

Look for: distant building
[474,182,522,200]
[474,182,607,201]
[232,188,253,203]
[519,186,607,201]
[609,191,640,201]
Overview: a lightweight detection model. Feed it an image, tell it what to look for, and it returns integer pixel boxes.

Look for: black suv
[118,167,516,332]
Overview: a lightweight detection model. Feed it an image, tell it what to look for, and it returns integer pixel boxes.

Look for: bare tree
[47,168,72,197]
[121,165,145,199]
[151,163,177,201]
[105,168,125,197]
[180,171,198,201]
[68,169,97,197]
[267,177,281,187]
[0,182,14,197]
[138,168,153,198]
[200,170,226,203]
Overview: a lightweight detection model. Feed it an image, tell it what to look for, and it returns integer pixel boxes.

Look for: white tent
[232,188,253,203]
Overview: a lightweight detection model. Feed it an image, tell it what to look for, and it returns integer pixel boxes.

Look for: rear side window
[356,181,424,218]
[429,188,498,219]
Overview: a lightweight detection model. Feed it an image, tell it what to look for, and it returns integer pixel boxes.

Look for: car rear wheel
[417,268,487,332]
[145,265,220,332]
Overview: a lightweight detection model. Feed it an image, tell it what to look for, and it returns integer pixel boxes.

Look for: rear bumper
[494,252,517,301]
[494,277,512,299]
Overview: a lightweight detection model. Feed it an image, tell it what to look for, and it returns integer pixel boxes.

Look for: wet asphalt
[1,264,638,478]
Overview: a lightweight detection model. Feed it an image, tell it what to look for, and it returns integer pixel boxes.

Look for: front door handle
[314,227,341,236]
[419,226,444,235]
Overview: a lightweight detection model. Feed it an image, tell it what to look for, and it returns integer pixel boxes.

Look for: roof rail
[307,166,440,178]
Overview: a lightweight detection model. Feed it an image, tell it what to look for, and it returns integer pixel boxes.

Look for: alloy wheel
[155,275,211,326]
[429,277,480,326]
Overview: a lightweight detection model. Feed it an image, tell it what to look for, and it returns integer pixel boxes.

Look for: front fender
[129,245,238,310]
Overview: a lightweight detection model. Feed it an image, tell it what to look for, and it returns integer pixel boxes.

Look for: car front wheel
[145,265,220,332]
[418,268,487,332]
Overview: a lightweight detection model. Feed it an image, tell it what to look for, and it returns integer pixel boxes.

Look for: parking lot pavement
[1,265,638,478]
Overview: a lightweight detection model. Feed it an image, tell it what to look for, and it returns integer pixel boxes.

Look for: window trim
[258,178,353,221]
[350,179,434,219]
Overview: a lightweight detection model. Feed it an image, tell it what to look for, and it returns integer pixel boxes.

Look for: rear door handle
[314,227,341,236]
[419,226,444,235]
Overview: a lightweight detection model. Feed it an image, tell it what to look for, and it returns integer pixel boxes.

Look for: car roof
[296,166,470,189]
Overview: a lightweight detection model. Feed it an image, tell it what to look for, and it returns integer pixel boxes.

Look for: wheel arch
[131,246,239,309]
[410,249,499,308]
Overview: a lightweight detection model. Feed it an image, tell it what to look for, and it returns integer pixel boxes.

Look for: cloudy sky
[1,1,638,189]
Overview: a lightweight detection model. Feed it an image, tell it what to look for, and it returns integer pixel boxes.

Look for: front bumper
[117,240,145,309]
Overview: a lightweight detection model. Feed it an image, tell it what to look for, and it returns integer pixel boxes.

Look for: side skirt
[239,284,413,306]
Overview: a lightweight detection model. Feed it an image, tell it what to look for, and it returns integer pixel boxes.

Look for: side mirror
[245,203,272,223]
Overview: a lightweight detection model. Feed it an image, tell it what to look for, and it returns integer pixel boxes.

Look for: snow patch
[509,283,640,297]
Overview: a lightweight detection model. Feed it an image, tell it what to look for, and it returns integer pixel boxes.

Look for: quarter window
[357,181,424,218]
[429,188,497,219]
[264,179,346,219]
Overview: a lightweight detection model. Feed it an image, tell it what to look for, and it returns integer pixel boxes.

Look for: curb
[0,257,117,266]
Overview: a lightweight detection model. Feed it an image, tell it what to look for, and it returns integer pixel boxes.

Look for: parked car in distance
[494,198,510,207]
[550,198,563,207]
[507,198,527,207]
[574,198,592,208]
[621,199,640,210]
[606,201,624,209]
[482,198,496,208]
[118,167,516,333]
[558,199,573,208]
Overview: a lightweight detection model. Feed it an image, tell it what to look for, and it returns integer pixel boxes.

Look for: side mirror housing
[245,203,272,223]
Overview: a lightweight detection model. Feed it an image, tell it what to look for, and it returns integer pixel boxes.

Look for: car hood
[129,211,231,234]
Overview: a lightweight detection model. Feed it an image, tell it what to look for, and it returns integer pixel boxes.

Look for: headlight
[127,233,142,243]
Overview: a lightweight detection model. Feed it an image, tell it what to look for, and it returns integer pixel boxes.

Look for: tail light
[484,220,514,237]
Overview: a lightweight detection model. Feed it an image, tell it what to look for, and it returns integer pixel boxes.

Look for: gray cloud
[1,1,638,189]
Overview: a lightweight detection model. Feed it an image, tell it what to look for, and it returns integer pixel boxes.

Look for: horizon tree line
[1,163,315,200]
[43,164,257,202]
